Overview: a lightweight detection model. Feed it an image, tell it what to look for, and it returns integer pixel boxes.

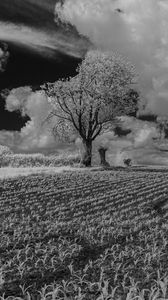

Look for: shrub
[123,158,132,167]
[0,145,13,156]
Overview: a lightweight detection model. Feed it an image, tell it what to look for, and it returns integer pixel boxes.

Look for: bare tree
[43,50,139,167]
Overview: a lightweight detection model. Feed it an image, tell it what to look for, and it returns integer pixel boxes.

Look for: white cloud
[75,115,159,166]
[5,86,32,114]
[1,88,58,153]
[0,21,85,58]
[55,0,168,116]
[19,91,57,151]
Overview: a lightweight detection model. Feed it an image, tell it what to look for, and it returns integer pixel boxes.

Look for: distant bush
[123,158,132,167]
[0,152,80,167]
[0,145,13,156]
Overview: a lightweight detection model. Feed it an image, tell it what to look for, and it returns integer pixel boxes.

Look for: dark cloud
[0,0,90,59]
[0,0,55,29]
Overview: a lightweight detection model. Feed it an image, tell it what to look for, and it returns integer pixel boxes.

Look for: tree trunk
[98,147,110,167]
[80,140,92,167]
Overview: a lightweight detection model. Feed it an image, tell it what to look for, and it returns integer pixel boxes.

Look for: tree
[156,116,168,140]
[113,125,131,137]
[43,50,139,167]
[124,88,140,117]
[98,88,139,167]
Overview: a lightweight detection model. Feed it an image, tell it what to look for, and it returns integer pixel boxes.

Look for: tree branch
[41,111,71,127]
[92,108,100,135]
[57,95,72,116]
[92,125,103,141]
[87,105,93,140]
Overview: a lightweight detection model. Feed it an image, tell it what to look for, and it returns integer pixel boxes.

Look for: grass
[0,166,86,179]
[0,151,80,168]
[1,168,168,299]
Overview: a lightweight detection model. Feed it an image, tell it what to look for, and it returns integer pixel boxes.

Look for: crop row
[1,169,168,299]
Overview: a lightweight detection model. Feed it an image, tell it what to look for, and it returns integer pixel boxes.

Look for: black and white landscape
[1,2,168,299]
[0,0,168,163]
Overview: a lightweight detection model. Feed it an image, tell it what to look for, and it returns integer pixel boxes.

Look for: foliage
[1,169,168,298]
[122,88,140,117]
[156,116,168,139]
[43,50,138,166]
[0,145,13,156]
[44,50,138,141]
[123,158,132,167]
[113,125,131,137]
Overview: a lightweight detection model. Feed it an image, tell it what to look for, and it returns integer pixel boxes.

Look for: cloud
[3,86,158,154]
[0,21,87,58]
[0,130,17,149]
[106,120,159,166]
[75,115,159,165]
[116,116,158,148]
[0,91,161,161]
[19,91,56,151]
[5,86,32,114]
[133,124,157,148]
[0,88,58,153]
[55,0,168,116]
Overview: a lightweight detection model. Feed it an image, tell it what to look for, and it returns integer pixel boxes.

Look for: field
[1,168,168,299]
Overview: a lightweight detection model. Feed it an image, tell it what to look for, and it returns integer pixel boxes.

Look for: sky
[0,0,76,152]
[1,0,168,158]
[0,0,87,93]
[0,0,89,59]
[0,0,86,148]
[55,0,168,117]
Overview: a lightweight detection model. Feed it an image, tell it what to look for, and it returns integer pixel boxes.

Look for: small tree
[156,116,168,140]
[123,158,132,167]
[43,50,138,167]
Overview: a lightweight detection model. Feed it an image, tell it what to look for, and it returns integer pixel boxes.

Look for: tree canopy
[43,50,139,166]
[156,116,168,139]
